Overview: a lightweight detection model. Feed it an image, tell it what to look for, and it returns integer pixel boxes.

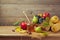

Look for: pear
[32,16,38,23]
[34,27,42,33]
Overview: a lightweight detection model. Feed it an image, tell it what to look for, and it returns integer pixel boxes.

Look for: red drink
[27,23,35,32]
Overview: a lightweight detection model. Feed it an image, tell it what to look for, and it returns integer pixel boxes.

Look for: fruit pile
[13,12,60,34]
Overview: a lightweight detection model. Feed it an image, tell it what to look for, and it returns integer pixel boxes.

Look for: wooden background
[0,36,60,40]
[0,0,60,26]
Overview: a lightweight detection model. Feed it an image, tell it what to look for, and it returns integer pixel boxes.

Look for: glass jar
[27,23,35,33]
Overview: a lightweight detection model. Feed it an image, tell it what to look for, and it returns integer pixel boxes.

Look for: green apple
[50,16,59,23]
[32,16,38,23]
[35,27,42,33]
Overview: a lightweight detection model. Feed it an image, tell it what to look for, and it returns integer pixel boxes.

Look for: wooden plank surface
[0,0,60,26]
[0,0,60,40]
[0,26,60,37]
[0,0,60,5]
[0,4,60,25]
[0,26,29,36]
[0,26,60,40]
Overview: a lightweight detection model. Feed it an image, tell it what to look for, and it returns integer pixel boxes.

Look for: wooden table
[0,26,60,40]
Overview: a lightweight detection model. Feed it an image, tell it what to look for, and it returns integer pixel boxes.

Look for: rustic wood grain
[42,36,60,40]
[0,5,60,25]
[0,0,60,25]
[0,0,60,5]
[0,36,21,40]
[0,26,60,40]
[0,0,60,40]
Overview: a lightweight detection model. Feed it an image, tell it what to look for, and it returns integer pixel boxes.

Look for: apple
[50,16,59,23]
[32,16,38,23]
[42,12,50,19]
[20,22,27,30]
[35,27,42,33]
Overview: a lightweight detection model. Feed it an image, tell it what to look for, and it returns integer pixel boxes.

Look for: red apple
[20,22,27,30]
[45,12,50,17]
[42,14,46,19]
[42,12,50,19]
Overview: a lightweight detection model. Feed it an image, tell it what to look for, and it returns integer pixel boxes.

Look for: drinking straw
[23,11,30,23]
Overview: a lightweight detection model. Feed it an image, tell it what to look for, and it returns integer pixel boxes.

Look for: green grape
[43,21,49,27]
